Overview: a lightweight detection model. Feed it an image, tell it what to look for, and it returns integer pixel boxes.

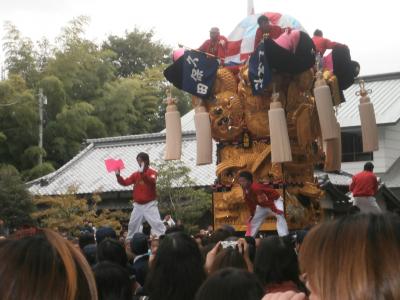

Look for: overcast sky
[1,0,399,76]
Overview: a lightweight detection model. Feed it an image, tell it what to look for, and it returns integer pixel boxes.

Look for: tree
[155,160,211,233]
[32,188,129,237]
[2,21,39,88]
[0,164,35,230]
[103,28,171,77]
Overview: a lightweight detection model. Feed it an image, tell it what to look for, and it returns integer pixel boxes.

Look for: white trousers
[249,197,289,237]
[353,196,381,213]
[127,201,166,240]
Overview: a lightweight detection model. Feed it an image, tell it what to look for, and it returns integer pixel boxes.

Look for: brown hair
[299,213,400,300]
[0,228,98,300]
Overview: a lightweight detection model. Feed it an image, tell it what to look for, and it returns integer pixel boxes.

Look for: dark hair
[210,247,247,274]
[95,226,117,244]
[137,152,150,165]
[0,228,97,300]
[97,238,127,267]
[238,171,253,183]
[130,232,149,255]
[313,29,323,37]
[93,261,133,300]
[257,15,269,26]
[351,61,360,77]
[364,162,374,171]
[254,236,301,290]
[195,268,264,300]
[145,232,206,300]
[79,232,95,250]
[83,244,98,266]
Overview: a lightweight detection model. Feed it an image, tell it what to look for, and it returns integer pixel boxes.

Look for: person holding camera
[238,171,289,238]
[115,152,165,241]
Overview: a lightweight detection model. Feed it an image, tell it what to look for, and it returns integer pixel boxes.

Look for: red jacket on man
[254,25,285,49]
[349,171,378,197]
[312,36,340,55]
[198,36,228,58]
[116,168,157,204]
[244,183,283,216]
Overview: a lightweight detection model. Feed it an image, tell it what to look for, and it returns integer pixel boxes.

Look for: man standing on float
[238,171,289,237]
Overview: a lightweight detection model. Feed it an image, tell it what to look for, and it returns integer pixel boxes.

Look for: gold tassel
[164,95,182,160]
[314,70,339,141]
[194,102,213,165]
[268,90,292,163]
[358,80,379,152]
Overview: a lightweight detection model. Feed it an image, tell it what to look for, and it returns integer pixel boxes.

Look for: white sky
[1,0,399,76]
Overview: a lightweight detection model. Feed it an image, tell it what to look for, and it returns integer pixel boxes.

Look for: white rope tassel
[314,71,339,141]
[268,91,292,163]
[164,98,182,160]
[358,80,379,152]
[194,104,213,165]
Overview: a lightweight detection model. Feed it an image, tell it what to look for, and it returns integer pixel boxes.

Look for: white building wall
[341,125,393,175]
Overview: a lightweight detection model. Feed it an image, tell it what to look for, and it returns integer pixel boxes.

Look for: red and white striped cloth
[224,12,307,66]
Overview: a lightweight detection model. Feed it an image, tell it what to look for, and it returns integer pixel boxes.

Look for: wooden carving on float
[194,65,342,231]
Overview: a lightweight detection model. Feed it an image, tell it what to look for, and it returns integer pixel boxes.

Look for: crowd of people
[1,212,400,300]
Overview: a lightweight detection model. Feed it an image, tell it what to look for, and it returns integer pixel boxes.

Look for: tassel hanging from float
[324,122,342,172]
[194,101,213,165]
[358,80,379,152]
[268,89,292,163]
[164,94,182,160]
[314,70,339,141]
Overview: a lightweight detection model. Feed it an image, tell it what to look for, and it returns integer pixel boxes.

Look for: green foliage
[1,17,185,179]
[22,162,55,182]
[32,190,128,236]
[103,29,171,77]
[155,160,211,233]
[0,164,35,229]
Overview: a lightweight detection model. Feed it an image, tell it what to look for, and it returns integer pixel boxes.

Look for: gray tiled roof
[314,170,352,186]
[28,132,217,196]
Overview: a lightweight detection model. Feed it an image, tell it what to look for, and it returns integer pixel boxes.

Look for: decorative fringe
[164,99,182,160]
[314,71,339,140]
[268,92,292,163]
[194,104,213,165]
[358,80,379,152]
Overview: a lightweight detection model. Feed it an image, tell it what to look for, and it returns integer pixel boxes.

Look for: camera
[221,241,238,249]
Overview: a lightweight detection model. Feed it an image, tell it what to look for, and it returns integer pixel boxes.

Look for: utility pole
[38,88,47,165]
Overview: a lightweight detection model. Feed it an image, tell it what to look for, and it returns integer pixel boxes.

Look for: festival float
[163,12,377,232]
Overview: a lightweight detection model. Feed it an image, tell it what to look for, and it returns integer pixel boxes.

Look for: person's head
[210,247,247,274]
[209,27,220,41]
[93,261,133,300]
[83,243,98,266]
[313,29,323,37]
[130,232,149,256]
[257,15,270,33]
[137,152,150,167]
[364,161,374,172]
[79,232,95,250]
[95,226,117,244]
[0,228,97,300]
[195,268,264,300]
[299,213,400,300]
[254,236,300,289]
[97,238,128,267]
[145,231,205,300]
[238,171,253,189]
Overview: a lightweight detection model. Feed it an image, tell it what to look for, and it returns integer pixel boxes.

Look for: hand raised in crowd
[262,291,307,300]
[204,241,221,274]
[237,238,253,272]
